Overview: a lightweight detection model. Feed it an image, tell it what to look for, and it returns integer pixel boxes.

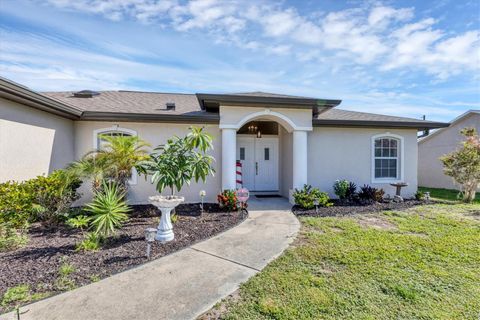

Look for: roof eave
[0,78,82,119]
[196,93,341,110]
[313,119,450,130]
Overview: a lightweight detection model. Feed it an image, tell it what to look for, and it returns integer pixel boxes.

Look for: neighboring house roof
[419,110,480,143]
[0,76,448,129]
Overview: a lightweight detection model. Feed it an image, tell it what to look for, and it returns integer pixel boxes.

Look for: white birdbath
[148,195,184,242]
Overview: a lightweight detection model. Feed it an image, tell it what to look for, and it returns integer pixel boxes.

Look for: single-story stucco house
[0,77,448,204]
[419,110,479,191]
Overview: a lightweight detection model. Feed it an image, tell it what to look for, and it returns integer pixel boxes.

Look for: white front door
[236,136,279,191]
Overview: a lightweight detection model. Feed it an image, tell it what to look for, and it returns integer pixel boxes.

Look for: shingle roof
[315,109,446,128]
[42,90,203,115]
[39,89,447,129]
[317,109,424,122]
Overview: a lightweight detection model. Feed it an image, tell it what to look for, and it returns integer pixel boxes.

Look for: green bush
[415,190,425,201]
[217,189,238,211]
[0,170,81,229]
[333,179,349,199]
[26,170,81,225]
[293,184,332,209]
[85,182,130,238]
[0,181,34,230]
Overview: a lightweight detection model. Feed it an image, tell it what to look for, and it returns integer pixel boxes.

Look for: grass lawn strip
[209,203,480,320]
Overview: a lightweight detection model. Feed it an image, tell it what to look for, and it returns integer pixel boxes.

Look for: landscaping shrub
[345,181,358,202]
[27,170,81,225]
[333,179,349,199]
[217,189,238,211]
[334,180,359,202]
[0,181,33,230]
[358,184,385,203]
[293,184,332,209]
[84,182,130,238]
[415,190,425,201]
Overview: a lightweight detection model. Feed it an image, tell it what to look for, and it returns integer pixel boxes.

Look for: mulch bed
[292,199,430,217]
[0,203,245,312]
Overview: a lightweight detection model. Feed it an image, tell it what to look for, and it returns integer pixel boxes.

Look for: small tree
[440,127,480,202]
[139,127,215,195]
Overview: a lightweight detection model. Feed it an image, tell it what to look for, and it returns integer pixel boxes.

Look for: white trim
[371,133,405,184]
[219,110,312,133]
[93,126,139,185]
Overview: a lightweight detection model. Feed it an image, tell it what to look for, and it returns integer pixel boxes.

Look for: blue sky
[0,0,479,122]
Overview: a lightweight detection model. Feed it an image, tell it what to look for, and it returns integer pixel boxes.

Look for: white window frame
[93,126,138,185]
[371,133,404,184]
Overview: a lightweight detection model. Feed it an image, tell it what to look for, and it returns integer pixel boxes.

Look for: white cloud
[39,0,479,81]
[368,6,413,28]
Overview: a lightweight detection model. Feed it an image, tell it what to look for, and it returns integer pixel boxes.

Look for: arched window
[93,126,138,185]
[371,134,404,183]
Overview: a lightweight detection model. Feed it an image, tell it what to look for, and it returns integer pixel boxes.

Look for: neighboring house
[0,77,448,204]
[418,110,480,190]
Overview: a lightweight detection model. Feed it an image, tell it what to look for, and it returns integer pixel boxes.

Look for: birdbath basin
[148,195,184,242]
[390,182,409,196]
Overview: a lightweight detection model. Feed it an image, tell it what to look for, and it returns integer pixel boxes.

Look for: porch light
[145,227,157,259]
[257,130,262,138]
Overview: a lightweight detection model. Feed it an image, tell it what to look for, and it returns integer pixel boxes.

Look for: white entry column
[221,128,237,190]
[292,130,308,190]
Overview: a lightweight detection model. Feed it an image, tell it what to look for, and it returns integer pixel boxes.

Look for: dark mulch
[0,203,244,312]
[292,199,431,217]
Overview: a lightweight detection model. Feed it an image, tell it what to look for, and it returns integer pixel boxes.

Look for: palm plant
[69,135,150,193]
[84,182,130,238]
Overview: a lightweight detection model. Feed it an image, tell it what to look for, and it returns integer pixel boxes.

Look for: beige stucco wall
[418,113,480,190]
[0,98,75,182]
[74,121,222,205]
[308,127,419,198]
[219,106,312,131]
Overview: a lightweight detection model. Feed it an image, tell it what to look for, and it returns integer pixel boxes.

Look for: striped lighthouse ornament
[236,160,243,189]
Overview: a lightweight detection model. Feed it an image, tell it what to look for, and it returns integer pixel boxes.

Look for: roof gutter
[313,119,450,130]
[80,111,220,123]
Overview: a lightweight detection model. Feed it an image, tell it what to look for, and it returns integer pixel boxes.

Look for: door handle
[255,162,258,175]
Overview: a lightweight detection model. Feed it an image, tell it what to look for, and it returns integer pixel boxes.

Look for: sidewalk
[2,197,299,320]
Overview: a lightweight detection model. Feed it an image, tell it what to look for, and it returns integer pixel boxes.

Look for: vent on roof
[166,102,175,110]
[73,90,100,98]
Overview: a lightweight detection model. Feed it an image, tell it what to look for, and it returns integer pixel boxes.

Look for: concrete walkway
[2,197,299,320]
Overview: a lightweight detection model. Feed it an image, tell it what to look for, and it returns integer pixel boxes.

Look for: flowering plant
[217,189,238,211]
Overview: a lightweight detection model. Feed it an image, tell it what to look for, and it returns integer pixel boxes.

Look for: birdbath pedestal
[390,182,409,196]
[148,195,184,242]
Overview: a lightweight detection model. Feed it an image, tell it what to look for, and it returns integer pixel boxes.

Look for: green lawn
[419,186,480,204]
[216,204,480,319]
